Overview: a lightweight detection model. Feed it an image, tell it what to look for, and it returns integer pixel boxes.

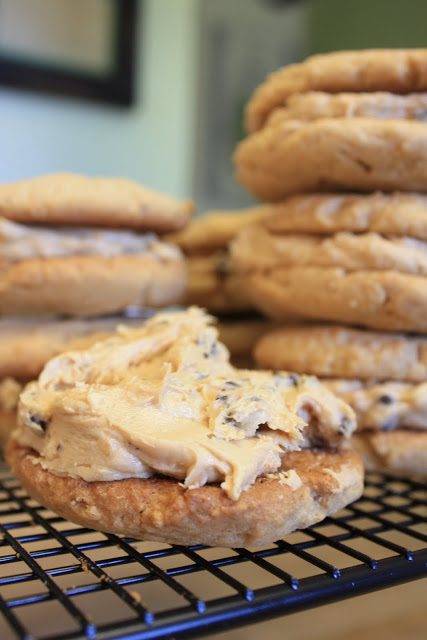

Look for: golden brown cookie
[7,442,363,547]
[186,253,251,313]
[248,267,427,332]
[0,173,193,232]
[166,207,269,254]
[232,225,427,276]
[254,325,427,382]
[352,430,427,481]
[0,254,186,316]
[246,49,427,132]
[268,92,427,123]
[323,379,427,432]
[7,307,361,546]
[261,192,427,240]
[217,319,278,359]
[234,118,427,201]
[0,378,21,448]
[0,316,146,381]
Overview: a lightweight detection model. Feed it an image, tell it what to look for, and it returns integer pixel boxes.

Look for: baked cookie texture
[7,307,362,546]
[261,192,427,239]
[267,92,427,123]
[7,443,363,547]
[232,226,427,275]
[0,378,21,448]
[234,118,427,201]
[0,173,193,232]
[248,267,427,332]
[166,207,269,253]
[0,253,186,316]
[254,326,427,382]
[352,431,427,481]
[0,316,146,381]
[245,49,427,132]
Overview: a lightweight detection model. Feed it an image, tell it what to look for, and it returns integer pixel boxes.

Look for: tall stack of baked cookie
[0,172,192,444]
[232,49,427,481]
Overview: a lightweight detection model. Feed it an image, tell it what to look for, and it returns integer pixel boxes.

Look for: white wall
[0,0,200,199]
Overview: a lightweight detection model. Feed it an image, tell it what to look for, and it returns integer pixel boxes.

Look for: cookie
[254,326,427,382]
[7,443,363,547]
[234,118,427,201]
[217,319,278,359]
[352,430,427,481]
[166,207,269,254]
[248,267,427,332]
[245,49,427,132]
[261,192,427,240]
[187,253,251,313]
[0,173,193,232]
[268,92,427,123]
[0,253,186,316]
[0,377,21,448]
[7,307,360,546]
[0,410,16,448]
[324,379,427,432]
[232,225,427,275]
[0,316,146,381]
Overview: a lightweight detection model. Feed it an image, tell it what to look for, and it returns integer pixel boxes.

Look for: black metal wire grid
[0,462,425,640]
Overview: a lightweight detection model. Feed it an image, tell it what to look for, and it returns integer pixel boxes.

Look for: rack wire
[0,462,425,640]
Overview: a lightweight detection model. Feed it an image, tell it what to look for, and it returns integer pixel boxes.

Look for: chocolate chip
[30,415,48,431]
[224,380,240,388]
[378,394,394,405]
[339,416,353,435]
[289,373,300,387]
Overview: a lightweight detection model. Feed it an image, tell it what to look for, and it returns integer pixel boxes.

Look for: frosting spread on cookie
[0,218,181,261]
[325,379,427,432]
[14,308,355,500]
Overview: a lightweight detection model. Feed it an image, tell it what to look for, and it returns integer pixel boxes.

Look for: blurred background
[1,0,427,212]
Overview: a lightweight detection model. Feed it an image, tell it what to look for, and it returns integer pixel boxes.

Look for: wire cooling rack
[0,462,425,640]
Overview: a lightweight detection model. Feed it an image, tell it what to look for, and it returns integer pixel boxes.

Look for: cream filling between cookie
[13,308,355,500]
[0,217,181,261]
[324,379,427,431]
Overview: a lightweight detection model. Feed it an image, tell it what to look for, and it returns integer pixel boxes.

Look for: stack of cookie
[167,206,267,314]
[255,326,427,481]
[166,206,281,364]
[0,172,193,444]
[231,49,427,479]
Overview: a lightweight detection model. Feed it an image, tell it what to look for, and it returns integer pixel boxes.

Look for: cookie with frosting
[7,307,363,547]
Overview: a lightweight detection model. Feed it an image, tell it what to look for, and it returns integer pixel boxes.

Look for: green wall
[310,0,427,52]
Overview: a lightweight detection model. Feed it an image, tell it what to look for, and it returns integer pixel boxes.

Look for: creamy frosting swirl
[14,308,355,499]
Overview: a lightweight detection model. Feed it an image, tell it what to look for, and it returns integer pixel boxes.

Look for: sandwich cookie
[254,325,427,480]
[0,218,186,316]
[245,49,427,132]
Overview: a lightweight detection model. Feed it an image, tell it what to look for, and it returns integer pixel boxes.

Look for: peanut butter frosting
[13,308,355,500]
[324,379,427,432]
[0,217,181,261]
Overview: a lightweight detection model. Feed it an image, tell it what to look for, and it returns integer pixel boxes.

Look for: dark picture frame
[0,0,138,106]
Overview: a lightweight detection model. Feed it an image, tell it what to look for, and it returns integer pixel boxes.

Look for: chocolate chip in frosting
[378,394,394,405]
[29,415,48,432]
